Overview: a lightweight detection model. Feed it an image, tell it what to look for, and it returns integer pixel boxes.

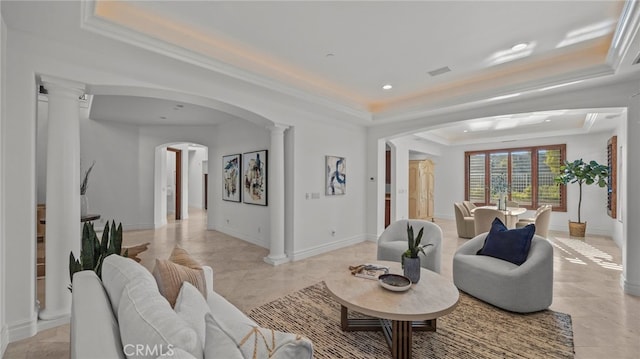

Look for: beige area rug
[248,282,574,358]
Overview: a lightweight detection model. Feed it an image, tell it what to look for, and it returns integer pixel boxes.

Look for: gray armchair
[377,219,442,273]
[454,202,475,239]
[452,233,553,313]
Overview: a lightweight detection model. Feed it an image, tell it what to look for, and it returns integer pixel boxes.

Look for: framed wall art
[222,154,241,202]
[243,150,268,206]
[326,155,346,195]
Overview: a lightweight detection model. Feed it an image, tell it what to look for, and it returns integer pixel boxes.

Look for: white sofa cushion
[118,279,203,359]
[175,282,210,346]
[156,348,197,359]
[204,313,243,359]
[71,270,126,359]
[102,254,157,315]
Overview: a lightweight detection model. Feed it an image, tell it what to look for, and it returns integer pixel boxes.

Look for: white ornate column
[622,91,640,296]
[264,124,289,265]
[38,76,85,320]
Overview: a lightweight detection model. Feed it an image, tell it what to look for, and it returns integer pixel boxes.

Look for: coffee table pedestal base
[340,305,435,359]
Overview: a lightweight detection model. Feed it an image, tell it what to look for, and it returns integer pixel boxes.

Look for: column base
[264,255,289,266]
[621,274,640,296]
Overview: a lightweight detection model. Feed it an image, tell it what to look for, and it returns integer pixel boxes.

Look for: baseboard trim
[125,223,155,231]
[7,317,37,342]
[37,316,70,332]
[621,274,640,296]
[289,235,366,262]
[209,225,268,249]
[1,325,8,357]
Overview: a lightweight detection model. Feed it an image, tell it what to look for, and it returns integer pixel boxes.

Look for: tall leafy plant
[554,159,609,223]
[69,220,127,290]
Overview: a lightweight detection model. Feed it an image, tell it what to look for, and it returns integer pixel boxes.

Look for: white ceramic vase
[80,194,88,216]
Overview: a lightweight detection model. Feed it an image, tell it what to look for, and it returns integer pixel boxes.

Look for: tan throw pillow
[153,259,207,308]
[170,245,203,270]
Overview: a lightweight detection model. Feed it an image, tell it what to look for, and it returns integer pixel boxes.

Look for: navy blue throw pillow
[476,218,535,265]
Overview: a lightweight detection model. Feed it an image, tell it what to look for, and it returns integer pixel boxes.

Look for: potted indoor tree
[554,159,609,237]
[401,223,432,283]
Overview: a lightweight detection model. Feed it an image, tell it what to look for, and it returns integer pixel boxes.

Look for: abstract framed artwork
[326,155,346,195]
[243,150,268,206]
[222,154,241,202]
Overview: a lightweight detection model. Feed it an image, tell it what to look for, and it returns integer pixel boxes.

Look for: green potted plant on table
[554,159,609,237]
[402,223,432,283]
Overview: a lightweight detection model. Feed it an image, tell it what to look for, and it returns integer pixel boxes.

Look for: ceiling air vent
[428,66,451,77]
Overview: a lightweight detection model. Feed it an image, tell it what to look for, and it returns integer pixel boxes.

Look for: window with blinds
[465,144,566,211]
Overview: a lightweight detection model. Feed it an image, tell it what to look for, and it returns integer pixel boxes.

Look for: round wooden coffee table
[325,261,459,359]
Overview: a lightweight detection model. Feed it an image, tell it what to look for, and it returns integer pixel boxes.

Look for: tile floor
[4,208,640,358]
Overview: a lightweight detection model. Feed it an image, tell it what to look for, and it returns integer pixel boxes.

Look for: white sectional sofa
[71,255,313,359]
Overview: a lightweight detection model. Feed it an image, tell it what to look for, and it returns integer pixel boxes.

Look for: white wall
[434,131,615,235]
[288,118,368,260]
[0,12,7,357]
[210,120,271,247]
[188,146,207,209]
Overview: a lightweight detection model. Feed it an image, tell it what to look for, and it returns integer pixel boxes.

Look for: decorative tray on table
[378,274,412,292]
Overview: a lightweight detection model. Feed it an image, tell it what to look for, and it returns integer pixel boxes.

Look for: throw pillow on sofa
[153,246,207,308]
[102,254,157,315]
[170,245,203,269]
[477,218,535,265]
[175,282,211,347]
[204,312,313,359]
[154,259,207,308]
[118,279,203,359]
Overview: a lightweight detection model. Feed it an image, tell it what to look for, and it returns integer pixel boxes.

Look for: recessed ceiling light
[326,53,335,57]
[544,119,551,122]
[511,42,528,51]
[160,116,167,120]
[382,84,393,90]
[463,130,468,133]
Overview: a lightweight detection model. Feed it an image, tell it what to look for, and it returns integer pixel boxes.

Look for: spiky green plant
[401,223,433,267]
[69,220,127,291]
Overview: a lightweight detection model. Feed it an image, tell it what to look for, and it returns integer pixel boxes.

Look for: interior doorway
[167,147,182,220]
[154,143,209,228]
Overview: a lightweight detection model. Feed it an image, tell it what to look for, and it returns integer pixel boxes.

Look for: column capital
[40,75,86,98]
[269,123,290,133]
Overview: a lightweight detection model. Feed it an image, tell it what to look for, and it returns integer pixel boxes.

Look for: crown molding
[608,0,640,69]
[80,1,372,125]
[373,65,615,125]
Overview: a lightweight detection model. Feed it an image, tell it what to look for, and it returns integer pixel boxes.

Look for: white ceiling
[3,1,639,142]
[87,0,630,114]
[414,108,625,145]
[89,95,239,126]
